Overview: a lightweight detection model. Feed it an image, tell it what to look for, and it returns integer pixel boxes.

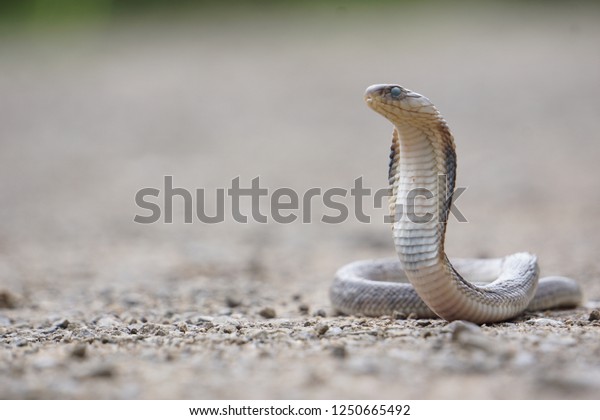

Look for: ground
[1,4,600,399]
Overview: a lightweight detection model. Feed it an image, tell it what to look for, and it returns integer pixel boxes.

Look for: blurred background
[1,0,600,399]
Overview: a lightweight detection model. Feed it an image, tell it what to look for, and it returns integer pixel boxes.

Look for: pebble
[313,309,326,317]
[128,325,140,335]
[212,316,240,327]
[259,307,276,319]
[315,323,329,336]
[393,311,408,320]
[96,316,121,328]
[221,325,236,334]
[225,296,242,308]
[217,308,233,316]
[327,326,343,336]
[190,315,213,324]
[56,319,70,329]
[446,320,481,336]
[448,321,510,356]
[74,328,95,340]
[70,344,87,359]
[0,290,17,309]
[588,310,600,322]
[14,338,28,347]
[527,318,564,327]
[86,364,115,378]
[249,329,269,341]
[0,315,11,326]
[331,345,347,359]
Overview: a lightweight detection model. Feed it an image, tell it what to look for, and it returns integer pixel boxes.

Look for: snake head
[364,84,437,121]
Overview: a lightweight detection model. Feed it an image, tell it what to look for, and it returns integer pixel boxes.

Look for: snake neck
[389,115,456,268]
[388,112,538,322]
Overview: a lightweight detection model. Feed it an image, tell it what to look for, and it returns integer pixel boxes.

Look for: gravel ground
[1,4,600,399]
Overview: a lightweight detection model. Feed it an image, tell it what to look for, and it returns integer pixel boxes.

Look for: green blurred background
[0,0,597,28]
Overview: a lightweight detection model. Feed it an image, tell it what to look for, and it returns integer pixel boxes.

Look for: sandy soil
[1,4,600,399]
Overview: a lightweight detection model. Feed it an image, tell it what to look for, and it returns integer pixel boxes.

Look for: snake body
[330,84,582,323]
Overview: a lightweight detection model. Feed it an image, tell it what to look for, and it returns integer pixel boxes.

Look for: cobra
[330,84,582,323]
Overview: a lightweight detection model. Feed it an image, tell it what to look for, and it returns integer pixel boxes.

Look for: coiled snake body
[330,85,582,323]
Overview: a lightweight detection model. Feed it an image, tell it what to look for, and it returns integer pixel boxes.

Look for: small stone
[250,329,269,341]
[177,322,188,333]
[527,318,564,327]
[225,296,242,308]
[123,294,142,307]
[327,326,343,336]
[259,307,276,319]
[14,338,28,347]
[221,325,235,334]
[213,316,240,327]
[313,309,326,317]
[331,345,347,359]
[0,315,11,326]
[191,315,213,324]
[393,311,408,320]
[315,323,329,336]
[448,321,511,357]
[0,290,16,309]
[298,304,309,315]
[416,319,431,327]
[88,364,115,378]
[56,319,70,329]
[218,308,233,316]
[589,310,600,322]
[446,320,481,337]
[96,316,121,328]
[70,344,87,359]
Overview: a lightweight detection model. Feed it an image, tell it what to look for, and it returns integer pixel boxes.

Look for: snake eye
[390,86,402,98]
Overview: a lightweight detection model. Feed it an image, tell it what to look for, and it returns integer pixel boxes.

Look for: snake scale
[330,84,582,323]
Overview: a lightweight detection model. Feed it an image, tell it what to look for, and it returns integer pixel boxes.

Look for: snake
[330,84,583,323]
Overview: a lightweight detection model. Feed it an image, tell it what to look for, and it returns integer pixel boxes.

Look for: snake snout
[364,84,387,101]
